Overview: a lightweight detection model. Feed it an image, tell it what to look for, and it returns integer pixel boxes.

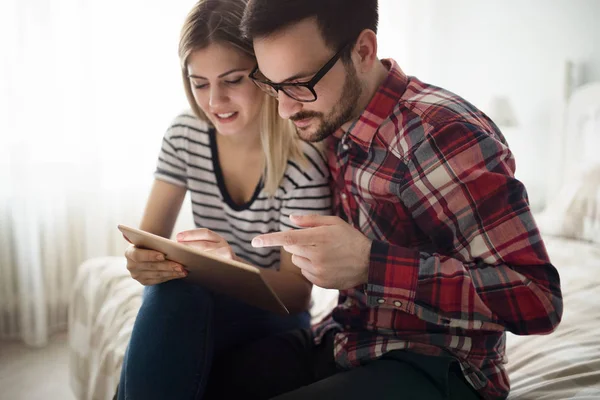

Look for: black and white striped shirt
[155,112,332,270]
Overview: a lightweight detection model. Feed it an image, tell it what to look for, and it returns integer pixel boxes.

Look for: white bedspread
[68,236,600,400]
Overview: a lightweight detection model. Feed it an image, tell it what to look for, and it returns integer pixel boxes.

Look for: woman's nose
[209,86,228,109]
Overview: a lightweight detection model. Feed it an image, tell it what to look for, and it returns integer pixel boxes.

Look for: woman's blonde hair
[179,0,305,196]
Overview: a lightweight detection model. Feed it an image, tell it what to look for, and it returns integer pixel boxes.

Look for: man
[204,1,563,399]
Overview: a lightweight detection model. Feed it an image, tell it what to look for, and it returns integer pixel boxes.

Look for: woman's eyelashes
[225,76,243,85]
[193,76,244,90]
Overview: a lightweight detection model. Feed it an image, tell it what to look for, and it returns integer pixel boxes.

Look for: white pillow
[537,164,600,244]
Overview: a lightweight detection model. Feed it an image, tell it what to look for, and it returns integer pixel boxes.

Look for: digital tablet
[117,225,288,314]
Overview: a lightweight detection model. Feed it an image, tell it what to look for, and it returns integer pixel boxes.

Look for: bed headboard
[554,82,600,191]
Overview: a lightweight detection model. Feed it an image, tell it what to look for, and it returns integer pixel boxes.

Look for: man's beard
[290,63,363,143]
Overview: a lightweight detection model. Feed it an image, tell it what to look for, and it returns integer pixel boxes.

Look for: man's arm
[366,121,562,335]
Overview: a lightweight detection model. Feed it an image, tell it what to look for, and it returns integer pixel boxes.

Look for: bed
[68,82,600,400]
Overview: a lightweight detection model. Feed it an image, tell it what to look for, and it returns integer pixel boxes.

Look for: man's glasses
[249,42,351,103]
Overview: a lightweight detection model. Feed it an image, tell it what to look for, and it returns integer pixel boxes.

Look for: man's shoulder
[379,77,500,160]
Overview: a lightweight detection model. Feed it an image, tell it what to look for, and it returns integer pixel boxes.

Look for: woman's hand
[176,228,237,261]
[125,245,188,286]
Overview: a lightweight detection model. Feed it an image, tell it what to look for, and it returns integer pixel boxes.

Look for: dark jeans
[118,279,310,400]
[204,329,482,400]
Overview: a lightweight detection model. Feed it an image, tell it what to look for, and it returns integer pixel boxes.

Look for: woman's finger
[135,261,185,273]
[181,240,226,252]
[176,228,224,243]
[141,276,179,286]
[135,269,187,285]
[152,269,187,279]
[125,245,165,263]
[209,246,235,260]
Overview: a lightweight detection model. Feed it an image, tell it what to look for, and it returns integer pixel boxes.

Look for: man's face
[253,18,363,142]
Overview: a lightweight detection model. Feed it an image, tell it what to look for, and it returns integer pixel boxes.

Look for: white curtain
[0,0,196,346]
[1,0,593,347]
[0,0,432,347]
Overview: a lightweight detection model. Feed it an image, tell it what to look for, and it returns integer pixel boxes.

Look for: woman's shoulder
[282,140,330,190]
[298,140,329,177]
[165,111,213,140]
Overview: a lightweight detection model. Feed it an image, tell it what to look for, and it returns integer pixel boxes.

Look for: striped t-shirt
[154,112,332,269]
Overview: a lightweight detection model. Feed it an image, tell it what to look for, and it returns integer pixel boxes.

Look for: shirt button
[342,143,349,151]
[394,301,402,307]
[341,193,347,200]
[377,298,385,304]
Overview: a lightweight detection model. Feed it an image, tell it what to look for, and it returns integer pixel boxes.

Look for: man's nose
[277,91,303,120]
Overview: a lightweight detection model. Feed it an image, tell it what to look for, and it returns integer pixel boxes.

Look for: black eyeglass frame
[248,41,352,103]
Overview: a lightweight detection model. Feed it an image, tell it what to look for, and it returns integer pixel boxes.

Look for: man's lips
[292,117,313,128]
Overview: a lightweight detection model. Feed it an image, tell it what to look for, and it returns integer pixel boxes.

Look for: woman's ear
[353,29,378,74]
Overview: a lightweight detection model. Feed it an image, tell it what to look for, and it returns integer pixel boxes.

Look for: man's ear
[352,29,378,74]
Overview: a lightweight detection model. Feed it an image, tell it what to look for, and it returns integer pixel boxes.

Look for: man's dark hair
[240,0,378,61]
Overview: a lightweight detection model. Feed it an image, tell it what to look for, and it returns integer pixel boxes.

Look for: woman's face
[187,43,263,136]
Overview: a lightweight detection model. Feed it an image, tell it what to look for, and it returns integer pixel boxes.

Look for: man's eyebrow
[279,70,317,83]
[188,68,249,80]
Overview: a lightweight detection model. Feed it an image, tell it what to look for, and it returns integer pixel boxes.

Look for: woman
[117,0,331,398]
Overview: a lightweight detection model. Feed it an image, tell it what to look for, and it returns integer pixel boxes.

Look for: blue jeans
[118,279,310,400]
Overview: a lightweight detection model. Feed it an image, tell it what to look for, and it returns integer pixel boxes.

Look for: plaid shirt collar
[336,59,409,151]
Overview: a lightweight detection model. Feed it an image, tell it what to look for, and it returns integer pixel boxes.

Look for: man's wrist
[359,238,373,285]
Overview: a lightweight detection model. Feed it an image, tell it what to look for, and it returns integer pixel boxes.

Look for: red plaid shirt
[312,59,563,400]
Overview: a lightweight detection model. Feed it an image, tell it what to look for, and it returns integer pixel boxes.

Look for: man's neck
[340,60,389,132]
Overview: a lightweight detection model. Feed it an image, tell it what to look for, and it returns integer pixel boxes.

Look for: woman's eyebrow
[188,68,249,80]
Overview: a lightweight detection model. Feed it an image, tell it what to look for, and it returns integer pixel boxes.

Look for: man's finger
[300,268,324,288]
[283,245,314,259]
[290,254,315,273]
[252,228,318,248]
[289,214,342,228]
[176,229,222,243]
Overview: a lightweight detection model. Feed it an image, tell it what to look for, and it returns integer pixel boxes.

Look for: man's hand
[252,215,372,290]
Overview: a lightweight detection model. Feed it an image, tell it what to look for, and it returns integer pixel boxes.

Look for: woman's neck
[216,126,263,154]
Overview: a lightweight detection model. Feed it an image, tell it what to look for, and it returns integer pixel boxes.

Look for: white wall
[378,0,600,209]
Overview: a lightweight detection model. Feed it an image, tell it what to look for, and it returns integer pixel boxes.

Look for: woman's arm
[124,179,188,286]
[139,179,187,238]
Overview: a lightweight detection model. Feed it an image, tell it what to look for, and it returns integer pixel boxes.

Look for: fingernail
[251,238,262,247]
[156,254,165,261]
[176,233,183,241]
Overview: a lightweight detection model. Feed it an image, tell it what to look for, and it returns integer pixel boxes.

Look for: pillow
[536,164,600,244]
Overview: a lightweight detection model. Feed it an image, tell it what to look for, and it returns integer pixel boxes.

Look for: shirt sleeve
[365,121,563,335]
[279,150,333,232]
[154,117,189,188]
